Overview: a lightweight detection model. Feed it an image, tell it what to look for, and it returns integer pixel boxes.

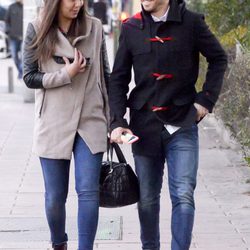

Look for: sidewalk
[0,37,250,250]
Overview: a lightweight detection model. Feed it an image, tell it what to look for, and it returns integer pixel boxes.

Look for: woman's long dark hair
[31,0,87,62]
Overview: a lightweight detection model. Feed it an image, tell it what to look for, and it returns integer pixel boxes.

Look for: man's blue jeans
[40,133,103,250]
[134,124,199,250]
[9,38,22,79]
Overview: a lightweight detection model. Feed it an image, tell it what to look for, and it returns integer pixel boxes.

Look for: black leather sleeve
[101,30,111,91]
[23,23,45,89]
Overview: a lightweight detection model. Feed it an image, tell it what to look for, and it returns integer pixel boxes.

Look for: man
[109,0,227,249]
[122,0,128,11]
[5,0,23,79]
[93,0,108,25]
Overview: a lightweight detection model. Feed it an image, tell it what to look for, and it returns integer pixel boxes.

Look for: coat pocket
[39,90,46,118]
[173,93,195,106]
[168,49,194,69]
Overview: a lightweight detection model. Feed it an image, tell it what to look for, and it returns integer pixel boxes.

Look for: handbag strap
[106,138,127,164]
[107,142,127,164]
[107,139,110,162]
[111,143,127,164]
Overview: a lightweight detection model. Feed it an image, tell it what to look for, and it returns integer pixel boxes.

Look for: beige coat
[25,16,109,160]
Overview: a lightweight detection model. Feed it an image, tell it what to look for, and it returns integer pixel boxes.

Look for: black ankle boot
[53,243,67,250]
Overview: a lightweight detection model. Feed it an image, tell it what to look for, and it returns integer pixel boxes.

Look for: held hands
[194,103,209,122]
[63,48,87,79]
[110,127,133,144]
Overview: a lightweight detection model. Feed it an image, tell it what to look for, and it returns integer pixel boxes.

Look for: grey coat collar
[72,15,93,46]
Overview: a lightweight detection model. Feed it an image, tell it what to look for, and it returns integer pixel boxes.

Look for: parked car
[0,0,15,10]
[0,4,6,20]
[0,1,15,59]
[0,23,9,59]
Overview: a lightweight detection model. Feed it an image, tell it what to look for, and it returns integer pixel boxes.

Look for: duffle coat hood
[23,15,110,160]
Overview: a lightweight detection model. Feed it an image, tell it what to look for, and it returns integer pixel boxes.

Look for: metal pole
[8,66,14,93]
[113,20,119,55]
[129,0,133,16]
[113,0,121,55]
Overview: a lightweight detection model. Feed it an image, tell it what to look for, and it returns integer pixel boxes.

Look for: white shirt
[151,7,170,22]
[151,7,180,135]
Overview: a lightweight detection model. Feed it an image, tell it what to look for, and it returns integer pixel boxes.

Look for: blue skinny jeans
[134,124,199,250]
[40,133,103,250]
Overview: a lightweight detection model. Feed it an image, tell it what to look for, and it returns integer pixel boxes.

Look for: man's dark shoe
[53,243,67,250]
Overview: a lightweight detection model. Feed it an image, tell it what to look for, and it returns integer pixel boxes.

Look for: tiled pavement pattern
[0,92,249,250]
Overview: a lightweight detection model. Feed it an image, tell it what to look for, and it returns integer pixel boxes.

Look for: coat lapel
[72,16,93,46]
[54,15,93,58]
[54,30,75,58]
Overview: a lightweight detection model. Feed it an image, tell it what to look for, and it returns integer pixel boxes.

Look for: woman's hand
[63,48,87,78]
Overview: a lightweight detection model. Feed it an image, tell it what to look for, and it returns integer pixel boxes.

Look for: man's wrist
[195,93,214,113]
[110,119,129,132]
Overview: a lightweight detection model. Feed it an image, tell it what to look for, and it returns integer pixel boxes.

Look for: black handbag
[99,142,140,208]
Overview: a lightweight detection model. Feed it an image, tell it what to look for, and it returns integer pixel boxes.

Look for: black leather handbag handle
[106,141,127,164]
[111,143,127,164]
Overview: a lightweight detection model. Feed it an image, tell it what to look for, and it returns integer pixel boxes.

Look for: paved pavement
[0,36,250,250]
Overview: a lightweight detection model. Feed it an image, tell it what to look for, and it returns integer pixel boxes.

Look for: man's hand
[194,103,209,122]
[110,127,133,144]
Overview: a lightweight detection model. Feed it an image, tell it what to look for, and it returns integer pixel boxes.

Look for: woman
[23,0,110,249]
